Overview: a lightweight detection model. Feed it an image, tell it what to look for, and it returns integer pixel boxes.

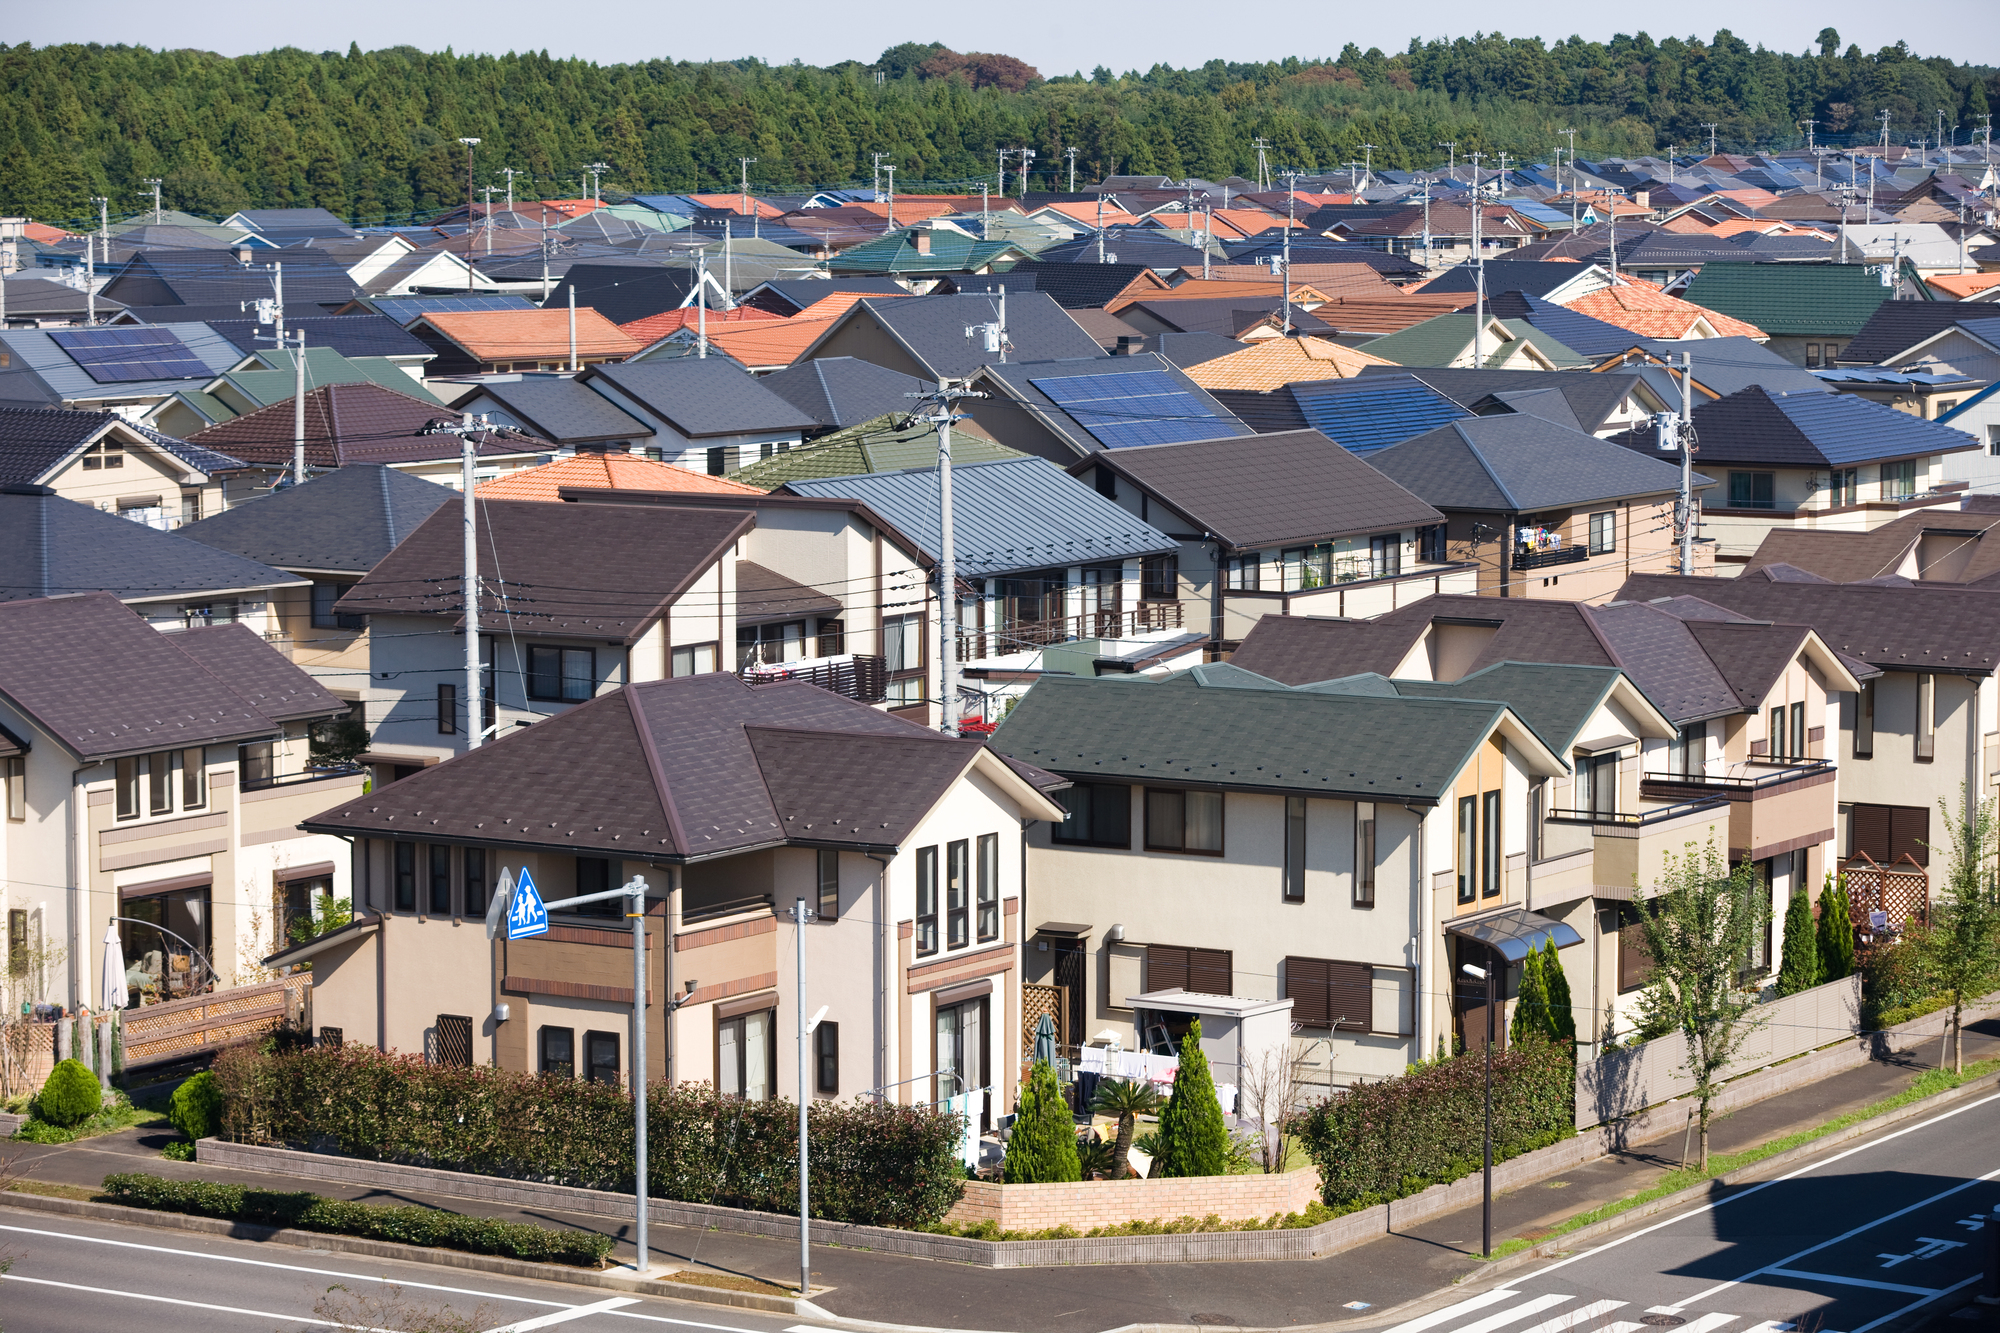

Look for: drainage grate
[1189,1317,1237,1327]
[1642,1318,1687,1327]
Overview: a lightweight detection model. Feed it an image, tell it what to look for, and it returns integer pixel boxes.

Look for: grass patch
[921,1199,1355,1241]
[9,1093,166,1145]
[660,1271,794,1296]
[1477,1054,2000,1262]
[5,1179,97,1201]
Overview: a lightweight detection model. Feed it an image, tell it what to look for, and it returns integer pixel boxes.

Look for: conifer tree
[1510,947,1550,1045]
[1541,937,1577,1047]
[1153,1020,1230,1178]
[1776,888,1823,996]
[1003,1059,1080,1183]
[1816,873,1856,982]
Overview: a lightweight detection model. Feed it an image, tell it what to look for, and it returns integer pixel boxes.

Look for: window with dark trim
[1145,788,1223,854]
[1147,944,1231,995]
[1141,554,1179,601]
[1285,956,1372,1032]
[394,842,416,912]
[1457,796,1476,904]
[437,683,457,735]
[311,582,365,631]
[1769,705,1787,762]
[148,750,171,816]
[716,1009,774,1099]
[815,619,844,656]
[572,856,617,919]
[539,1026,574,1078]
[815,1020,839,1094]
[585,1030,620,1084]
[181,749,205,810]
[816,848,839,922]
[975,833,999,942]
[116,756,138,820]
[945,840,969,948]
[671,642,718,677]
[1223,553,1259,590]
[1916,673,1936,761]
[463,848,488,918]
[1588,511,1616,555]
[1855,680,1875,758]
[526,646,596,702]
[915,846,938,956]
[428,844,452,916]
[1369,533,1402,579]
[1354,802,1376,907]
[1481,790,1501,898]
[5,756,24,822]
[1283,795,1306,902]
[1791,701,1806,758]
[1728,471,1775,509]
[1617,908,1653,992]
[1849,804,1930,866]
[1418,524,1447,564]
[1053,782,1131,847]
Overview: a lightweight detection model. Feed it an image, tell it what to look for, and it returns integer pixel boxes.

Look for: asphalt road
[1377,1088,2000,1333]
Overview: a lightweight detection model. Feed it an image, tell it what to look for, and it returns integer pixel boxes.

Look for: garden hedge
[100,1173,613,1266]
[1288,1039,1575,1210]
[211,1044,965,1228]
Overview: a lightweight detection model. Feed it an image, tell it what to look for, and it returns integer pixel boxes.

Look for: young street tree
[1923,788,2000,1074]
[1636,837,1767,1170]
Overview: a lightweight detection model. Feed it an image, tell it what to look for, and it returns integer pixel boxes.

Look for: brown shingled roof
[184,381,542,469]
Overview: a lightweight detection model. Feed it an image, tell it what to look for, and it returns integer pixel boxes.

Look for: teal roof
[212,350,444,409]
[1363,315,1589,370]
[729,414,1026,489]
[829,229,1029,276]
[1680,263,1896,337]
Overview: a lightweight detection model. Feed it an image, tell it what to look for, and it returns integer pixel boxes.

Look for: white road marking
[1589,1322,1644,1333]
[1535,1090,2000,1279]
[0,1271,395,1329]
[1851,1274,1985,1333]
[1381,1289,1525,1333]
[486,1297,642,1331]
[1453,1293,1574,1333]
[1676,1312,1740,1333]
[1517,1298,1626,1333]
[1762,1269,1943,1297]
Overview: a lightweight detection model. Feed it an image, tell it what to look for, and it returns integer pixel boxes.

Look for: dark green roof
[987,670,1521,806]
[829,230,1028,276]
[1358,661,1626,758]
[728,414,1026,490]
[1679,263,1895,338]
[1363,315,1589,370]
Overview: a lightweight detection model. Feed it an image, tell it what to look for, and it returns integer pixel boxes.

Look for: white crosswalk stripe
[1452,1294,1576,1333]
[1515,1299,1628,1333]
[1388,1292,1746,1333]
[1383,1290,1526,1333]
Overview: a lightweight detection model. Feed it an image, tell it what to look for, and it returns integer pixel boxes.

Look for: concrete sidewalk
[6,1015,1996,1333]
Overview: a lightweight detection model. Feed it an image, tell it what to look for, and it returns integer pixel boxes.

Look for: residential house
[446,377,653,454]
[280,673,1065,1114]
[1074,430,1466,647]
[474,453,765,502]
[793,292,1106,382]
[99,250,363,320]
[739,278,911,317]
[1559,279,1768,342]
[1417,261,1618,306]
[0,591,361,1008]
[1597,337,1832,401]
[1740,498,2000,589]
[0,322,245,419]
[406,309,641,379]
[1605,385,1981,560]
[1837,301,2000,386]
[1181,337,1395,394]
[964,354,1251,464]
[572,359,816,473]
[0,406,237,526]
[1939,382,2000,472]
[1229,593,1865,1051]
[152,346,449,441]
[1812,368,1989,421]
[943,263,1172,311]
[1357,366,1677,437]
[757,358,937,437]
[1365,413,1714,598]
[1359,314,1590,371]
[728,416,1024,490]
[1678,264,1904,367]
[0,275,126,328]
[827,223,1032,283]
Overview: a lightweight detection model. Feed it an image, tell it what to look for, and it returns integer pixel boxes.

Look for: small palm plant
[1090,1077,1162,1180]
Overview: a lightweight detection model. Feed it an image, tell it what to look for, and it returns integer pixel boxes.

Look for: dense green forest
[0,31,1992,227]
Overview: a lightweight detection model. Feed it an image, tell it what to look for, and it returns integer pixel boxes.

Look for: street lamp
[1462,960,1496,1258]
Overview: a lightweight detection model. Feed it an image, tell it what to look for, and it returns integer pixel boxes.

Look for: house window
[1418,525,1447,564]
[1728,472,1775,509]
[1671,722,1706,776]
[527,646,595,702]
[1589,511,1616,555]
[1791,701,1806,759]
[816,848,839,922]
[945,839,969,949]
[1617,907,1653,992]
[1080,563,1121,618]
[7,909,26,975]
[737,621,806,670]
[1849,803,1931,866]
[882,614,923,673]
[717,1009,774,1099]
[1369,534,1402,579]
[706,447,730,476]
[1094,465,1117,499]
[437,683,458,735]
[976,833,999,941]
[428,844,452,916]
[1053,781,1131,847]
[885,676,926,707]
[148,750,172,816]
[394,842,416,912]
[1804,343,1821,367]
[1284,956,1372,1032]
[1223,554,1259,591]
[572,856,617,918]
[1456,796,1476,904]
[815,1020,840,1094]
[181,490,201,525]
[1281,543,1334,591]
[1355,802,1376,908]
[671,642,718,677]
[538,1026,575,1078]
[115,757,138,820]
[1916,672,1935,761]
[4,757,23,821]
[1147,944,1231,996]
[815,619,845,656]
[1482,789,1501,898]
[1884,459,1917,500]
[915,846,938,955]
[1145,788,1223,854]
[1987,425,2000,457]
[1833,468,1859,506]
[1768,706,1787,763]
[238,741,274,790]
[463,848,488,917]
[1283,795,1306,902]
[311,582,364,630]
[79,440,124,470]
[1855,680,1875,758]
[585,1030,620,1084]
[179,749,204,810]
[1142,554,1179,600]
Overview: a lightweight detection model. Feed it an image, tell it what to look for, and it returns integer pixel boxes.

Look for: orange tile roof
[1707,219,1805,239]
[538,199,605,216]
[685,193,789,220]
[834,198,960,222]
[1037,202,1143,227]
[698,316,840,368]
[23,222,74,243]
[1928,272,2000,300]
[1309,294,1474,335]
[420,308,641,360]
[619,305,786,344]
[1172,263,1406,299]
[476,451,762,501]
[790,289,916,320]
[1564,278,1766,340]
[1110,279,1332,311]
[1205,209,1302,238]
[1183,336,1394,391]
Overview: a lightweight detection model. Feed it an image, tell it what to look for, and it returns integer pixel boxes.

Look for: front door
[1052,941,1085,1053]
[935,997,989,1130]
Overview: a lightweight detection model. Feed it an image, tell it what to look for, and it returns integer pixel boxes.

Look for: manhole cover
[1190,1317,1237,1327]
[1642,1318,1686,1327]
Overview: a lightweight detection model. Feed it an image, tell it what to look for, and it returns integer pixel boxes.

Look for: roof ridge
[1448,419,1523,510]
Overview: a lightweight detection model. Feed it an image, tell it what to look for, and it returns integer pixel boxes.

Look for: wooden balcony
[1639,760,1838,863]
[741,653,887,703]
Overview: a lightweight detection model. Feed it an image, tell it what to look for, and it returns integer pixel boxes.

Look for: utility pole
[587,162,610,205]
[568,285,578,373]
[86,196,107,325]
[1202,207,1212,279]
[480,187,501,254]
[1437,141,1456,184]
[1666,147,1675,186]
[1879,109,1893,157]
[739,158,756,219]
[1279,169,1301,335]
[1358,143,1376,192]
[142,178,163,224]
[270,261,285,346]
[884,165,896,229]
[913,379,984,735]
[871,153,888,202]
[1701,122,1718,158]
[1661,350,1695,575]
[1065,147,1078,192]
[1095,192,1107,264]
[794,896,813,1300]
[501,166,519,210]
[1253,137,1271,191]
[458,138,481,293]
[1939,110,1950,163]
[1800,119,1816,154]
[291,330,308,487]
[1418,174,1433,271]
[996,148,1009,198]
[1468,152,1486,369]
[1017,149,1035,199]
[980,182,989,239]
[462,413,483,747]
[694,246,709,359]
[1560,129,1578,232]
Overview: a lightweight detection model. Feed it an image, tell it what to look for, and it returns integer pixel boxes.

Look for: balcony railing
[741,653,887,703]
[241,763,364,794]
[1543,796,1731,827]
[1512,545,1591,572]
[682,893,775,926]
[1640,758,1835,798]
[958,601,1182,660]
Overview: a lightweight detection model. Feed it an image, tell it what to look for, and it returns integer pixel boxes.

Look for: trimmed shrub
[36,1059,101,1128]
[1153,1020,1230,1178]
[1776,889,1823,997]
[1542,939,1578,1048]
[1289,1039,1575,1210]
[1510,949,1549,1046]
[1003,1059,1079,1183]
[209,1044,963,1228]
[100,1173,612,1266]
[169,1071,224,1143]
[1817,873,1856,982]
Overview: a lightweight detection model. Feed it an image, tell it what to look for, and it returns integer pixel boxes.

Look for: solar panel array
[1027,370,1226,450]
[368,295,536,326]
[49,327,213,385]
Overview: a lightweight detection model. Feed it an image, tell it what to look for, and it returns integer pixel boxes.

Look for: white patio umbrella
[99,922,129,1012]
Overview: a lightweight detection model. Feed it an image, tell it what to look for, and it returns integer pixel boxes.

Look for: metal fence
[1576,973,1862,1130]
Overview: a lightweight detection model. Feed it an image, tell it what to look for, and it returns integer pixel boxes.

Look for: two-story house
[572,360,817,476]
[0,405,240,528]
[0,591,359,1010]
[1073,429,1469,649]
[282,673,1066,1120]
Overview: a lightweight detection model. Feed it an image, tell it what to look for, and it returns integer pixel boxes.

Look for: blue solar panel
[50,327,212,385]
[369,295,536,326]
[1027,370,1226,450]
[1289,376,1472,454]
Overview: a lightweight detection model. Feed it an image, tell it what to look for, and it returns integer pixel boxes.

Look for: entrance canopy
[1446,907,1583,963]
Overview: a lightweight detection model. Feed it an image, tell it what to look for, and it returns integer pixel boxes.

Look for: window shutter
[1147,945,1189,994]
[1889,806,1930,866]
[1188,947,1232,996]
[1326,962,1373,1033]
[1850,804,1892,862]
[1285,957,1329,1027]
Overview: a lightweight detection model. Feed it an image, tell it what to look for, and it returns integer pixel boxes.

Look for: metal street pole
[1462,959,1494,1258]
[795,896,811,1299]
[1678,351,1695,575]
[462,415,482,746]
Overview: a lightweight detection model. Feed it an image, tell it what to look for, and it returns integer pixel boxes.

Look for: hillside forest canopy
[1,31,1993,226]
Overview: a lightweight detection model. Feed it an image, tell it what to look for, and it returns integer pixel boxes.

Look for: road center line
[486,1296,643,1331]
[0,1271,396,1330]
[1761,1269,1941,1297]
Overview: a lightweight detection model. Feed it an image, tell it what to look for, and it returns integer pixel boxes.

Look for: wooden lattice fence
[122,974,309,1070]
[1841,853,1930,935]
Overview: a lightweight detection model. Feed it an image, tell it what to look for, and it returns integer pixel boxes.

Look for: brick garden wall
[943,1167,1321,1232]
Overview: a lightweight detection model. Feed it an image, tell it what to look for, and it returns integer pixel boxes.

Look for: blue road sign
[507,867,549,940]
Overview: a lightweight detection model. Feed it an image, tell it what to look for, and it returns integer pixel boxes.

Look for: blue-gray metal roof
[777,456,1176,578]
[1812,367,1983,386]
[362,295,537,325]
[0,323,243,403]
[1286,373,1473,454]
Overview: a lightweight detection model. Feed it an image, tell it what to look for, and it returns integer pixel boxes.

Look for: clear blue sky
[14,2,1999,77]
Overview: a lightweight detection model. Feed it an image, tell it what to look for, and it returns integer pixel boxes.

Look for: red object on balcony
[957,718,997,735]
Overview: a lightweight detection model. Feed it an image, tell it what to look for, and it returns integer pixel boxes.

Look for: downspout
[1208,536,1225,658]
[1407,803,1430,1066]
[66,763,90,1012]
[866,851,895,1100]
[1500,513,1517,598]
[664,864,681,1082]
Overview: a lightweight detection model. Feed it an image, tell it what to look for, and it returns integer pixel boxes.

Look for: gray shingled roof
[0,406,124,485]
[581,359,817,439]
[808,291,1107,380]
[757,357,933,430]
[778,456,1176,579]
[179,464,455,573]
[451,377,651,444]
[0,488,305,605]
[1077,429,1443,550]
[1367,415,1711,512]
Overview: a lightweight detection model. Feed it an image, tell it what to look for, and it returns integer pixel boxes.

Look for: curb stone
[0,1191,813,1316]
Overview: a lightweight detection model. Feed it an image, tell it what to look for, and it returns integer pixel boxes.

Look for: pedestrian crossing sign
[506,867,549,940]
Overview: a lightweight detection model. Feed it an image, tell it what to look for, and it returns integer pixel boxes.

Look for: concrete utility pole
[458,139,481,293]
[1468,152,1487,370]
[884,165,896,229]
[587,162,610,205]
[1560,129,1578,232]
[1418,174,1433,270]
[795,896,813,1299]
[1253,137,1271,190]
[1880,109,1893,156]
[996,148,1010,198]
[462,414,482,746]
[1017,149,1035,199]
[480,187,501,254]
[291,330,308,487]
[1657,350,1696,575]
[1702,123,1718,158]
[872,153,887,201]
[1800,119,1816,154]
[739,158,756,219]
[1066,147,1078,192]
[501,166,519,210]
[1666,147,1675,186]
[1437,141,1457,184]
[1359,143,1376,192]
[694,246,709,359]
[142,178,162,224]
[913,378,985,735]
[568,285,578,373]
[1280,169,1301,335]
